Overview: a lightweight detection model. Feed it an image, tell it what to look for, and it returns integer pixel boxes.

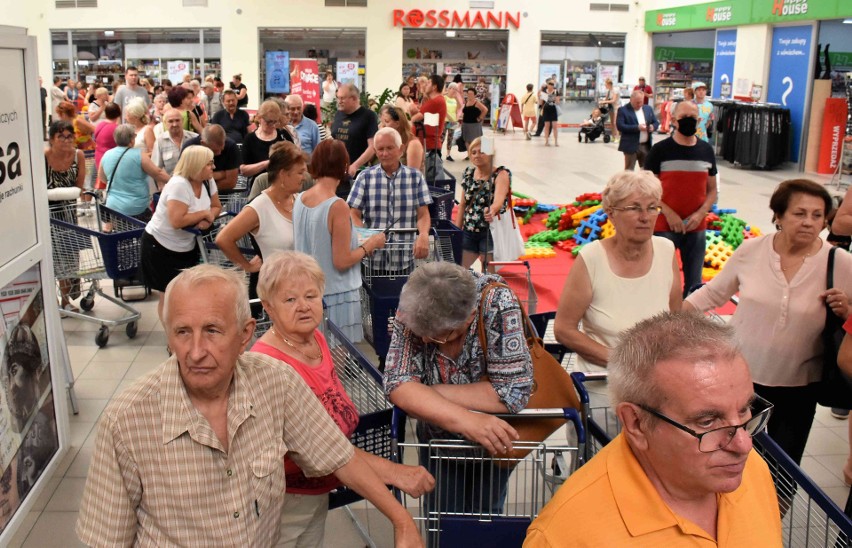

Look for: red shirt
[844,316,852,334]
[633,84,652,105]
[419,94,447,151]
[252,332,359,495]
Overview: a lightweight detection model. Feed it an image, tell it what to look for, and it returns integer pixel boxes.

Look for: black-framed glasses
[611,205,662,216]
[636,395,774,453]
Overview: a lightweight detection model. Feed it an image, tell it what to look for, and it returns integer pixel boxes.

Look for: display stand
[714,99,792,170]
[0,27,71,542]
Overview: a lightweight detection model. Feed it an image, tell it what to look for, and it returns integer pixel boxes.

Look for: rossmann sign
[392,9,521,29]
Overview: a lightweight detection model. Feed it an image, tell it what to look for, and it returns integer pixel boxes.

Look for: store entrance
[539,31,625,125]
[258,27,366,117]
[401,28,508,122]
[650,30,715,123]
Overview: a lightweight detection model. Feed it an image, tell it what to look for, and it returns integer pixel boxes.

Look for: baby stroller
[578,115,608,143]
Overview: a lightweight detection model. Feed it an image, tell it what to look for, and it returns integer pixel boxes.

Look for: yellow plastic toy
[600,221,615,239]
[570,204,601,223]
[705,241,733,270]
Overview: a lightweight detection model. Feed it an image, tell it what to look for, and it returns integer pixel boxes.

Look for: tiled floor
[8,127,850,547]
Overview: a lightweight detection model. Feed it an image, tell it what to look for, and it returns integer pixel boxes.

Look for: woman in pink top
[92,102,122,186]
[252,251,434,546]
[685,179,851,473]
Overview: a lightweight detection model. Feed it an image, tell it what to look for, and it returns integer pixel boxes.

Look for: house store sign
[392,9,522,29]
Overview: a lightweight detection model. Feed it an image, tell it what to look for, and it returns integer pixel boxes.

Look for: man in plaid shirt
[347,127,432,260]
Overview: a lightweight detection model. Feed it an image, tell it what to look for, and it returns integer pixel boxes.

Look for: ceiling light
[446,30,457,38]
[104,30,115,37]
[844,19,852,24]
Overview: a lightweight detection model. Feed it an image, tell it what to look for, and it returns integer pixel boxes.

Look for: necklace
[776,234,819,272]
[268,190,294,213]
[271,327,322,360]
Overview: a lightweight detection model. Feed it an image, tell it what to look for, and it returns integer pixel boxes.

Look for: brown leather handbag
[477,282,581,462]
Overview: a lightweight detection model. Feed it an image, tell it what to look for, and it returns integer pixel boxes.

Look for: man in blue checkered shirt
[348,127,433,259]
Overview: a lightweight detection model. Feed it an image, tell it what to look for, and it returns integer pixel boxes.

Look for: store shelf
[654,61,713,104]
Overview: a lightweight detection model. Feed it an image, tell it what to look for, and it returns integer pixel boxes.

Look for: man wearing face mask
[644,100,717,298]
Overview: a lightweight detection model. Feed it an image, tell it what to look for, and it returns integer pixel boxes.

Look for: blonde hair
[163,264,251,329]
[124,97,150,125]
[257,251,326,302]
[173,145,214,181]
[257,100,281,120]
[601,171,662,209]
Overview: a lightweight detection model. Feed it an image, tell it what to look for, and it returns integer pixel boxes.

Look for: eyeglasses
[55,134,74,142]
[611,205,662,216]
[636,395,774,453]
[421,320,471,346]
[261,118,278,124]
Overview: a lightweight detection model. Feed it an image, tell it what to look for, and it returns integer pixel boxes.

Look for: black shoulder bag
[105,147,132,195]
[816,247,852,408]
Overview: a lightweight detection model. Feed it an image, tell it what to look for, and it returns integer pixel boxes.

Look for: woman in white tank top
[554,171,682,372]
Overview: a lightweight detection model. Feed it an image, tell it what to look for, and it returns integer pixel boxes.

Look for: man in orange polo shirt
[525,312,782,547]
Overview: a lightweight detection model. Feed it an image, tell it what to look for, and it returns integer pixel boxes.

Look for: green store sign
[654,47,714,62]
[646,0,852,32]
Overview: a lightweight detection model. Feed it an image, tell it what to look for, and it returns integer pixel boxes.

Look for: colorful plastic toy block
[601,221,615,239]
[720,215,747,249]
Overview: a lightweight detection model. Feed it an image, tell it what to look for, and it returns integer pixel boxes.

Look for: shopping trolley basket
[391,407,585,548]
[187,212,257,269]
[572,372,852,548]
[488,260,538,315]
[49,193,145,347]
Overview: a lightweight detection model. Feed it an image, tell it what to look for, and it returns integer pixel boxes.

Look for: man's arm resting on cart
[414,205,431,259]
[389,382,518,456]
[356,447,435,498]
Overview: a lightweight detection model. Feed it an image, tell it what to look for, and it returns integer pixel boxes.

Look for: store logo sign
[706,6,732,23]
[772,0,808,17]
[392,9,521,29]
[656,12,677,27]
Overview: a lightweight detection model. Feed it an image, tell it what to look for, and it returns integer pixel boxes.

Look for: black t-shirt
[211,109,251,145]
[40,88,47,110]
[331,107,378,166]
[231,82,248,108]
[241,129,294,184]
[181,135,240,174]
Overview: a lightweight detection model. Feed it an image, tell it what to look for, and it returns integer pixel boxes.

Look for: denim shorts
[462,229,493,254]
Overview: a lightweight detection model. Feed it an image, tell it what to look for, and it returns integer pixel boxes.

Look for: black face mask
[676,117,698,137]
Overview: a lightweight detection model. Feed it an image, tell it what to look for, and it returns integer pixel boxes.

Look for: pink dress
[93,120,118,174]
[251,331,358,494]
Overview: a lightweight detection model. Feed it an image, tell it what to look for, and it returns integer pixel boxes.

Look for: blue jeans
[656,230,706,297]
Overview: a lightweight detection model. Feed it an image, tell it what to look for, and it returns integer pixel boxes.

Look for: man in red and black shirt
[410,74,447,183]
[633,77,653,106]
[644,100,717,297]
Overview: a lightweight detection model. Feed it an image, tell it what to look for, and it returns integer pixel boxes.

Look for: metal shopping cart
[488,260,538,315]
[572,371,852,548]
[391,407,585,548]
[49,192,145,347]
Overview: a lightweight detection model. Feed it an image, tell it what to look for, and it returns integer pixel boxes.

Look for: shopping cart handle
[391,407,408,440]
[571,371,608,408]
[494,407,586,445]
[488,260,531,269]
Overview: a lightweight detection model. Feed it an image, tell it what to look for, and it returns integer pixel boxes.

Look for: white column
[221,12,259,109]
[365,25,403,96]
[733,24,772,95]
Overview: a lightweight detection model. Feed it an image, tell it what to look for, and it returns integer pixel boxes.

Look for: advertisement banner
[712,29,737,99]
[750,0,852,25]
[817,98,848,175]
[538,63,561,89]
[0,49,37,264]
[336,61,358,86]
[265,51,290,94]
[0,266,59,534]
[645,0,851,32]
[289,59,321,108]
[767,25,813,161]
[166,61,190,83]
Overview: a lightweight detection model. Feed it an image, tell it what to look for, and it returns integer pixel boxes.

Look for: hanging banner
[817,98,848,175]
[265,51,290,94]
[767,25,813,161]
[336,61,358,86]
[538,63,561,89]
[289,59,321,109]
[711,29,737,98]
[166,61,190,83]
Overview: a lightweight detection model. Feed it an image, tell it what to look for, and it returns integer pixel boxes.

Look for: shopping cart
[572,372,852,548]
[187,212,257,269]
[488,260,538,315]
[391,407,585,548]
[49,191,145,347]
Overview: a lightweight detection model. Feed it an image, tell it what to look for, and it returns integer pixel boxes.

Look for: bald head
[674,99,698,119]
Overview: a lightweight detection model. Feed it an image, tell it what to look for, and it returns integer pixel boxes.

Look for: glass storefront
[51,28,220,86]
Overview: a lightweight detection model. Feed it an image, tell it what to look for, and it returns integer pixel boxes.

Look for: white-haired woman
[140,145,221,317]
[252,251,434,547]
[98,124,168,221]
[554,171,681,370]
[123,97,151,152]
[454,137,511,270]
[383,261,533,515]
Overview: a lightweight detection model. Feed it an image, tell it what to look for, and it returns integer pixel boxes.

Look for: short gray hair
[374,126,402,148]
[630,89,645,100]
[339,83,360,98]
[162,264,251,329]
[397,263,477,338]
[201,124,226,146]
[257,251,325,301]
[609,312,741,409]
[601,170,662,209]
[285,94,303,107]
[113,124,136,147]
